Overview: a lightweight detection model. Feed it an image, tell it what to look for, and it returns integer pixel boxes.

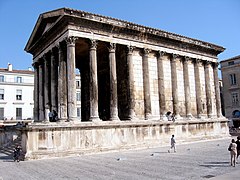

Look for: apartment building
[0,64,34,120]
[220,55,240,127]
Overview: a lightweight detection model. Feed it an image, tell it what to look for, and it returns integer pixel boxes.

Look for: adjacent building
[0,64,34,120]
[0,63,82,121]
[220,55,240,127]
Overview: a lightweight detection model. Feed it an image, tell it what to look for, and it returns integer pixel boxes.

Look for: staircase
[0,135,23,161]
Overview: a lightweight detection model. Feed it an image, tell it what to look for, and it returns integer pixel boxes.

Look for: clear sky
[0,0,239,73]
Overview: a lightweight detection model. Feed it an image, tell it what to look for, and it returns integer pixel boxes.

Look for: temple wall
[189,62,197,116]
[176,58,185,115]
[148,54,159,117]
[163,56,173,112]
[15,119,229,160]
[132,50,144,117]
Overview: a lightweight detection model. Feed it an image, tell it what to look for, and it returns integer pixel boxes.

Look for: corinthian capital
[170,54,179,62]
[127,45,134,54]
[66,36,78,45]
[158,51,166,58]
[108,43,116,52]
[89,39,98,49]
[143,48,151,55]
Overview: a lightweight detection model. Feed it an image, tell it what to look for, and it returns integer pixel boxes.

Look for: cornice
[62,8,225,53]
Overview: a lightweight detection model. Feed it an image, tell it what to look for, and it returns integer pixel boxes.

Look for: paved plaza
[0,137,239,180]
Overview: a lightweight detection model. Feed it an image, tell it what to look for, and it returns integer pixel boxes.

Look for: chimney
[8,63,13,71]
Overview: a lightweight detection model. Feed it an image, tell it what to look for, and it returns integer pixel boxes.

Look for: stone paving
[0,137,239,180]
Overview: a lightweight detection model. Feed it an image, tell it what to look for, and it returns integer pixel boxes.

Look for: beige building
[220,55,240,127]
[25,8,224,122]
[14,8,229,160]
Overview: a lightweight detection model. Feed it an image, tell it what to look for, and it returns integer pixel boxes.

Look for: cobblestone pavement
[0,137,239,180]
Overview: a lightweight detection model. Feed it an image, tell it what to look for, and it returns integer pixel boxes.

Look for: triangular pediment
[25,8,65,52]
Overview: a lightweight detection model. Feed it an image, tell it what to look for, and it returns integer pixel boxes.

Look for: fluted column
[66,36,78,121]
[204,61,213,118]
[38,60,45,121]
[89,39,100,121]
[183,57,192,118]
[157,51,167,120]
[43,54,50,121]
[142,48,152,120]
[108,43,119,121]
[170,54,180,118]
[50,49,58,112]
[194,59,203,118]
[127,45,136,120]
[33,62,39,121]
[213,62,222,117]
[57,43,68,120]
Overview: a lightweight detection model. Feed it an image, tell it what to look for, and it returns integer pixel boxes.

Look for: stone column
[108,43,119,121]
[38,60,45,121]
[170,54,180,118]
[50,49,58,112]
[204,61,213,118]
[57,43,68,120]
[157,51,167,120]
[33,62,39,121]
[89,39,100,121]
[194,59,203,118]
[213,62,222,117]
[43,54,50,121]
[66,36,78,121]
[127,45,136,120]
[142,48,152,120]
[183,57,192,118]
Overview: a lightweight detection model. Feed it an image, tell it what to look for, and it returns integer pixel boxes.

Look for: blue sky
[0,0,239,74]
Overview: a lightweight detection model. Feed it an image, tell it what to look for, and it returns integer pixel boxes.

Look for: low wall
[20,118,229,160]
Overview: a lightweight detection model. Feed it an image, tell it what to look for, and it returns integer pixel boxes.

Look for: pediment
[25,8,65,52]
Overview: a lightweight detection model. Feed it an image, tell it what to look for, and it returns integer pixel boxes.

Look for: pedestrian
[13,145,21,162]
[48,111,53,122]
[235,136,240,163]
[166,111,172,121]
[228,139,237,167]
[172,113,176,122]
[52,110,58,122]
[168,134,176,153]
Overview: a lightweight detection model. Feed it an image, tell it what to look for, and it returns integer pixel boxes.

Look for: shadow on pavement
[200,161,230,168]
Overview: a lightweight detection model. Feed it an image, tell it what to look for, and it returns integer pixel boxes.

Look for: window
[16,89,22,100]
[0,75,4,82]
[76,80,80,89]
[76,92,81,101]
[0,108,4,120]
[16,108,22,120]
[77,107,81,118]
[232,92,239,106]
[229,74,236,85]
[0,89,4,100]
[16,76,22,83]
[228,61,235,66]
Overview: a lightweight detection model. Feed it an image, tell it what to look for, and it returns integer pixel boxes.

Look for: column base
[90,116,102,122]
[109,116,120,121]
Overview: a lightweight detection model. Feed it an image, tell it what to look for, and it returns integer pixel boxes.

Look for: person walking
[168,135,176,153]
[235,136,240,163]
[228,139,237,167]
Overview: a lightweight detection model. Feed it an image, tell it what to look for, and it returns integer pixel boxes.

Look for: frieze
[63,8,224,53]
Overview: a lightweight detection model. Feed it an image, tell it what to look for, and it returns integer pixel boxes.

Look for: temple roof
[25,7,225,55]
